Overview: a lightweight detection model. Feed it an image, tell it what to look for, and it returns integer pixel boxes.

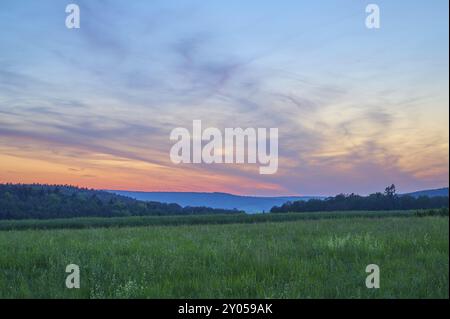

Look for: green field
[0,213,448,298]
[1,209,447,231]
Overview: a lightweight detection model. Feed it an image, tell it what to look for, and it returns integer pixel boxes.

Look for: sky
[0,0,448,196]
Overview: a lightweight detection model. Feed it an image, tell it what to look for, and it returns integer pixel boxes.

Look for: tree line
[0,184,243,220]
[271,185,448,213]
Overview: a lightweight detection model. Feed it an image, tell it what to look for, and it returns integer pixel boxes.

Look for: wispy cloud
[0,0,448,195]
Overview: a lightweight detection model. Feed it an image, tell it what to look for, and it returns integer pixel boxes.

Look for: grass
[0,215,448,298]
[1,209,447,231]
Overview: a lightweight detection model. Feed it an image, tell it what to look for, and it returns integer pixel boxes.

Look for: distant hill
[403,187,449,198]
[109,187,449,213]
[107,191,324,213]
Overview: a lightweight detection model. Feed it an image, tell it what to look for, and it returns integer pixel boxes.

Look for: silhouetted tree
[384,184,397,197]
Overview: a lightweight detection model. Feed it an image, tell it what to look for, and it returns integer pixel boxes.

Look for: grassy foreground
[0,216,448,298]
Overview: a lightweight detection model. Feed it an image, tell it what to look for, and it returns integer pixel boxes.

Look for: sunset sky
[0,0,448,196]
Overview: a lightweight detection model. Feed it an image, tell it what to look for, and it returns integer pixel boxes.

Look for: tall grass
[1,209,447,231]
[0,216,448,298]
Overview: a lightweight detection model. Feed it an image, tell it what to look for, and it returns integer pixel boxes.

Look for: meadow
[0,213,448,298]
[1,209,447,231]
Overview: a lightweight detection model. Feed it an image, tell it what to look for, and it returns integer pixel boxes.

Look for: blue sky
[0,0,448,195]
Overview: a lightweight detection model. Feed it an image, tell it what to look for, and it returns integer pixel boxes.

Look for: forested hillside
[271,185,448,213]
[0,184,243,220]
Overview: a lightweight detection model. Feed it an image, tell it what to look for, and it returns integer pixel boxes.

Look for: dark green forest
[0,184,242,220]
[271,185,449,213]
